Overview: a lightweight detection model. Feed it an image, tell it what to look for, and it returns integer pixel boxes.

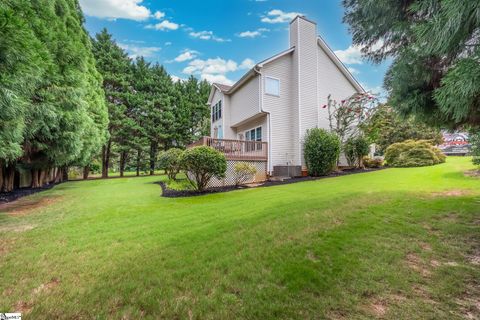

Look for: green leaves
[343,0,480,128]
[304,128,341,176]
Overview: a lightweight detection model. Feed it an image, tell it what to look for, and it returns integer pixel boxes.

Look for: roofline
[220,46,295,96]
[257,47,295,68]
[207,83,229,104]
[290,15,317,26]
[317,36,365,93]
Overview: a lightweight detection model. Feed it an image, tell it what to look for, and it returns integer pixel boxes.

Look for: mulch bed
[159,167,386,198]
[0,183,58,204]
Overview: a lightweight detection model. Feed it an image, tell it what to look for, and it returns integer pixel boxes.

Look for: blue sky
[80,0,389,97]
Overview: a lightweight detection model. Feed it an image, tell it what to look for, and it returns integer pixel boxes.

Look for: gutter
[253,66,273,174]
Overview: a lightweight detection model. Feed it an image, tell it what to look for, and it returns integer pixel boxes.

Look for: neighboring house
[204,15,364,181]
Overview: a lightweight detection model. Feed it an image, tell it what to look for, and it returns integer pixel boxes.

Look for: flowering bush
[324,92,378,144]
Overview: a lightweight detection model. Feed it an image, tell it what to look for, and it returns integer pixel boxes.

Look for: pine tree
[92,28,132,178]
[0,0,107,190]
[343,0,480,128]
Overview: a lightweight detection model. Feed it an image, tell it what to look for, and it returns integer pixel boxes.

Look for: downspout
[253,66,273,174]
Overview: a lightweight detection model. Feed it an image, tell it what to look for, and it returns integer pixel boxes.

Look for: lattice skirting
[187,160,267,188]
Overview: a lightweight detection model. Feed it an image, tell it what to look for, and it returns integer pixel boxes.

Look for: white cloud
[153,11,165,19]
[189,30,230,42]
[183,58,238,75]
[240,58,255,69]
[145,20,179,31]
[182,57,255,85]
[201,74,234,85]
[334,45,364,65]
[79,0,151,21]
[164,42,172,46]
[334,41,384,65]
[238,28,269,38]
[174,50,199,62]
[119,43,161,59]
[261,9,303,24]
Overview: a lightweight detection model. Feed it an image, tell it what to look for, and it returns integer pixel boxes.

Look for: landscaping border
[159,167,386,198]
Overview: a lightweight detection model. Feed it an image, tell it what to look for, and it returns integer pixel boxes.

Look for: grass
[0,157,479,319]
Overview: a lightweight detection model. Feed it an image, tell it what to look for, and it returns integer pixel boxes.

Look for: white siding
[210,88,236,139]
[230,76,260,126]
[236,115,268,142]
[262,54,296,168]
[317,45,358,130]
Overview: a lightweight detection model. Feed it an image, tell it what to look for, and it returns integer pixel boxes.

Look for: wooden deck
[188,137,268,161]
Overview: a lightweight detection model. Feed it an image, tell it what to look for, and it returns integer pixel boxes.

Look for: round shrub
[385,140,446,167]
[304,128,341,176]
[158,148,183,180]
[234,162,257,186]
[363,156,384,168]
[180,146,227,191]
[344,135,370,168]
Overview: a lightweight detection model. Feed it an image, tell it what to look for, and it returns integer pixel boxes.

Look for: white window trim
[264,76,280,97]
[244,126,263,141]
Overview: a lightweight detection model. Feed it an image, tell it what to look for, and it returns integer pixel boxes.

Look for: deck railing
[188,137,268,161]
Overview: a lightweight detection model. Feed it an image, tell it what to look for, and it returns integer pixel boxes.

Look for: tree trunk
[38,169,46,188]
[4,165,15,192]
[55,167,63,183]
[62,166,68,182]
[119,151,127,177]
[136,149,141,177]
[31,169,40,188]
[0,161,4,193]
[149,142,157,175]
[102,139,112,178]
[83,166,90,180]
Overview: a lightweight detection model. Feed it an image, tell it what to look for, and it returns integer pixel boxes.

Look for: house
[202,15,364,184]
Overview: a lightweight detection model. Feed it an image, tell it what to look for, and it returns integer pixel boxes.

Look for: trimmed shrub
[180,146,227,191]
[158,148,183,180]
[234,162,257,186]
[363,156,384,168]
[344,135,370,168]
[304,128,341,176]
[385,140,446,167]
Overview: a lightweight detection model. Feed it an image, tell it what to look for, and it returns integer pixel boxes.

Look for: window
[255,127,261,141]
[211,100,222,122]
[265,77,280,96]
[245,126,263,151]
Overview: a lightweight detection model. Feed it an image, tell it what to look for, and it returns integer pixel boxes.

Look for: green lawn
[1,157,479,319]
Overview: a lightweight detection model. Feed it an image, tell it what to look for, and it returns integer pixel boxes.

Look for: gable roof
[213,83,232,92]
[317,36,365,93]
[208,32,365,104]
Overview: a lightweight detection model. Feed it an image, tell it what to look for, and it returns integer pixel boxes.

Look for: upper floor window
[212,100,222,122]
[265,77,280,96]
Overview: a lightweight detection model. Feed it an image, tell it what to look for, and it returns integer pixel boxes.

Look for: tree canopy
[0,0,108,190]
[343,0,480,129]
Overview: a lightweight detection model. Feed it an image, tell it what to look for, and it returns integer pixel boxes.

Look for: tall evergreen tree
[343,0,480,128]
[91,28,132,178]
[0,0,107,190]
